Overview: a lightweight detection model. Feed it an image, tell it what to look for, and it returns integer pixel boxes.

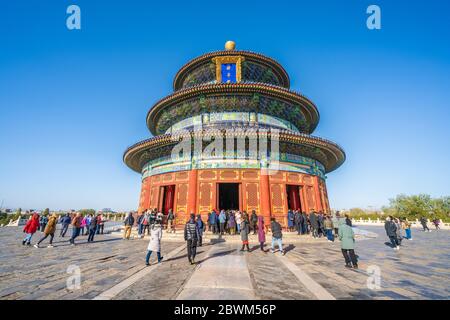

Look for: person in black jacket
[345,214,352,227]
[250,210,258,235]
[270,217,285,255]
[87,213,98,242]
[184,214,200,264]
[137,213,144,237]
[318,212,325,237]
[420,217,430,232]
[301,212,308,234]
[294,211,302,235]
[59,213,71,237]
[384,216,399,250]
[196,214,204,246]
[149,209,157,225]
[309,211,319,238]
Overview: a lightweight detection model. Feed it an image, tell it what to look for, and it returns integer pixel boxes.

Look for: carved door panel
[244,182,260,214]
[271,183,286,225]
[198,182,214,216]
[175,183,188,224]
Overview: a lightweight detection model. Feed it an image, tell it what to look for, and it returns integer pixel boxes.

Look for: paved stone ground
[285,225,450,300]
[0,224,448,300]
[0,224,181,300]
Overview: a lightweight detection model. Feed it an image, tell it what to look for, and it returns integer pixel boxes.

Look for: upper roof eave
[173,50,291,90]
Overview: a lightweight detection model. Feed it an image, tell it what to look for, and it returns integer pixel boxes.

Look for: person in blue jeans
[235,211,242,234]
[209,210,218,234]
[270,217,285,255]
[69,213,82,245]
[59,213,71,237]
[137,213,144,238]
[218,210,226,235]
[145,223,163,266]
[402,218,412,240]
[87,213,99,242]
[196,214,204,246]
[324,215,334,242]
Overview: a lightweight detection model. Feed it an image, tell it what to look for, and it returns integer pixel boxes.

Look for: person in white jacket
[235,211,242,234]
[145,223,164,266]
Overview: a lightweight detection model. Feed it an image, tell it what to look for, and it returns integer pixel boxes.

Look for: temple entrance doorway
[286,185,302,211]
[218,183,240,211]
[160,185,175,214]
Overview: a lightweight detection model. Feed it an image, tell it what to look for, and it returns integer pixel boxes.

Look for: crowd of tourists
[139,210,288,266]
[19,207,442,271]
[382,215,440,250]
[138,209,443,269]
[134,208,359,268]
[132,208,173,239]
[384,216,411,251]
[21,211,107,248]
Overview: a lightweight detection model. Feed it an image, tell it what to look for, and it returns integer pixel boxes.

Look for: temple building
[123,41,345,226]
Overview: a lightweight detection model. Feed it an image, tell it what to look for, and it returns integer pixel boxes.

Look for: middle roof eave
[146,82,320,136]
[123,130,345,174]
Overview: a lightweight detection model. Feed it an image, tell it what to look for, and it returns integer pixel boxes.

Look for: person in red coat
[23,213,40,246]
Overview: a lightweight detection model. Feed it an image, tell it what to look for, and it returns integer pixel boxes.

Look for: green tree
[12,207,22,220]
[346,208,382,220]
[0,212,8,225]
[349,208,366,216]
[383,194,450,222]
[79,209,96,216]
[43,208,50,216]
[430,197,450,221]
[387,194,432,220]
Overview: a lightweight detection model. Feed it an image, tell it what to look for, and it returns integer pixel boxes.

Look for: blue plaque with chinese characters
[221,63,237,83]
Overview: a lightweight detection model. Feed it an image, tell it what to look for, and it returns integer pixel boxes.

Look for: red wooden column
[187,170,198,216]
[299,185,307,213]
[321,181,331,213]
[260,170,271,227]
[145,176,152,211]
[138,177,150,214]
[314,176,323,212]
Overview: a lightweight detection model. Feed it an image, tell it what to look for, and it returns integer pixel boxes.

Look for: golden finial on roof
[225,40,236,51]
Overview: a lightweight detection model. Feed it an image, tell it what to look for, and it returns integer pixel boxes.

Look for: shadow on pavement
[51,237,123,247]
[196,249,236,264]
[284,244,296,253]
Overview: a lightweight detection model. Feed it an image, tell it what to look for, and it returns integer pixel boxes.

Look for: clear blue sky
[1,0,449,211]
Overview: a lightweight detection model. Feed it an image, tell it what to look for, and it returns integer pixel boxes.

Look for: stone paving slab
[176,244,256,300]
[178,287,256,300]
[276,254,335,300]
[95,244,186,300]
[245,245,313,300]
